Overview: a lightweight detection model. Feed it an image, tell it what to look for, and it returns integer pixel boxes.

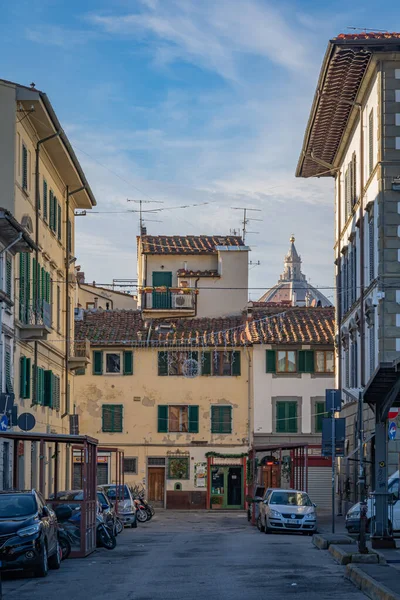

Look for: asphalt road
[2,511,366,600]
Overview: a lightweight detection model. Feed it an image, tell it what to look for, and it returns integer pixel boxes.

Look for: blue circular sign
[389,421,397,440]
[0,414,9,432]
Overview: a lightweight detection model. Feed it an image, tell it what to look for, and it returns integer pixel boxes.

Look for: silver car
[258,489,317,535]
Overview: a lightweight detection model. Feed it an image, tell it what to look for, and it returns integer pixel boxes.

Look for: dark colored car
[0,490,61,577]
[96,491,118,534]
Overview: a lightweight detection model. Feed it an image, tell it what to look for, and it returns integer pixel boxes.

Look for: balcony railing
[143,290,196,311]
[68,339,91,371]
[18,301,52,340]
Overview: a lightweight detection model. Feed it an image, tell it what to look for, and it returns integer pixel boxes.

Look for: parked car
[345,470,399,533]
[258,488,317,535]
[99,484,137,528]
[0,489,61,577]
[96,490,120,534]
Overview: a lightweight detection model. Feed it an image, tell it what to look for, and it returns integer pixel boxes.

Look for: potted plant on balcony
[211,495,224,509]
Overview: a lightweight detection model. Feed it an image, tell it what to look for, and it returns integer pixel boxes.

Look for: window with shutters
[102,404,123,432]
[123,458,137,474]
[43,179,48,221]
[169,406,188,432]
[211,405,232,434]
[19,252,30,323]
[350,341,358,388]
[157,405,199,433]
[57,286,61,332]
[57,203,62,241]
[106,353,121,374]
[298,350,314,373]
[22,143,28,191]
[369,109,374,175]
[369,216,374,283]
[276,401,297,433]
[67,219,72,254]
[93,351,133,375]
[315,350,334,373]
[351,153,357,207]
[32,365,45,406]
[315,401,327,433]
[19,356,31,399]
[5,254,12,298]
[5,346,13,394]
[277,350,296,373]
[158,350,239,376]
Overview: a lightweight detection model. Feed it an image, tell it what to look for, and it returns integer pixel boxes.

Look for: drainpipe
[194,277,200,317]
[33,132,60,405]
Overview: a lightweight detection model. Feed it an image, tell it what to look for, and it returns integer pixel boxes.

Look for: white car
[345,470,399,533]
[258,488,317,535]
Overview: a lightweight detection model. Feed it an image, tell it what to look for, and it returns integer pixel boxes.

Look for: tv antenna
[232,207,262,243]
[346,27,388,32]
[127,199,164,235]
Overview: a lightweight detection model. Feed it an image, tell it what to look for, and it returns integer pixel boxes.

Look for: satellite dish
[17,413,36,432]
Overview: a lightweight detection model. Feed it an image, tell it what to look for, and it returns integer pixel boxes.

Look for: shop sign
[73,455,109,464]
[194,462,207,487]
[211,457,243,466]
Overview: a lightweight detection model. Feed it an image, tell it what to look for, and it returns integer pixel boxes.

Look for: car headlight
[269,509,281,519]
[347,510,360,519]
[17,523,41,537]
[306,512,316,520]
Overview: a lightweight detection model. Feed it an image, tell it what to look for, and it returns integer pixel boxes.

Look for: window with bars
[315,401,327,433]
[369,217,374,283]
[276,401,298,433]
[123,458,137,474]
[369,109,374,175]
[102,404,123,432]
[211,405,232,434]
[148,457,165,466]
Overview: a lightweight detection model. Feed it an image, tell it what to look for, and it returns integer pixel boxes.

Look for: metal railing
[19,300,52,328]
[143,290,195,310]
[69,339,90,360]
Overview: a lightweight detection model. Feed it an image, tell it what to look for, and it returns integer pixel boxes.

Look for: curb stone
[329,545,380,565]
[345,564,400,600]
[312,533,355,550]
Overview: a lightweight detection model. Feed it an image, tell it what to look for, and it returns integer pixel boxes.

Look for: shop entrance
[211,466,243,509]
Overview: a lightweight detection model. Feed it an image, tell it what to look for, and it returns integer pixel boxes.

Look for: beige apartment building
[0,78,96,493]
[76,268,137,311]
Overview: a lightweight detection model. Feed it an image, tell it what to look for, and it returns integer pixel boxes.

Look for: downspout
[194,277,200,317]
[33,132,60,405]
[335,170,343,515]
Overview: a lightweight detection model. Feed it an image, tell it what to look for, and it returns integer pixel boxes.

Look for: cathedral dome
[258,236,332,307]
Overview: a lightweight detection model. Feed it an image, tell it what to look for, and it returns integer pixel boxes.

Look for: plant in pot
[211,495,223,509]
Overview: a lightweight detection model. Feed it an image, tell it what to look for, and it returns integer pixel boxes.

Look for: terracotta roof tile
[335,32,400,40]
[140,235,244,255]
[75,307,334,347]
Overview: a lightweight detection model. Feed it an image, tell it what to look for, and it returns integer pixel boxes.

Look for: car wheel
[35,544,49,578]
[48,541,62,570]
[59,536,71,560]
[257,515,265,532]
[264,520,271,534]
[116,519,123,535]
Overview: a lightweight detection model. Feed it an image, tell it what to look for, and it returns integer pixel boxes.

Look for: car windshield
[269,491,312,507]
[0,494,37,518]
[56,491,84,501]
[97,492,109,505]
[104,486,130,500]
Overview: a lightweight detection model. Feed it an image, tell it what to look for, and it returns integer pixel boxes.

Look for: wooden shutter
[211,406,231,433]
[157,405,168,432]
[201,352,211,375]
[298,350,314,373]
[57,203,62,240]
[49,190,54,230]
[22,144,28,190]
[158,351,168,376]
[43,179,48,221]
[351,153,357,205]
[20,356,27,399]
[41,266,46,303]
[44,370,54,407]
[369,109,374,174]
[67,219,72,254]
[315,401,326,433]
[93,351,103,375]
[5,349,12,393]
[276,402,286,433]
[188,405,199,433]
[26,357,31,399]
[123,351,133,375]
[232,351,241,375]
[266,350,276,373]
[53,375,60,411]
[6,255,12,298]
[46,272,51,303]
[288,402,298,433]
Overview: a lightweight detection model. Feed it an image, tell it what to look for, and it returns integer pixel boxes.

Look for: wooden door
[148,467,165,503]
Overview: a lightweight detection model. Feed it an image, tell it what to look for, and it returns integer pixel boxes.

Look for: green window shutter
[158,405,168,433]
[57,203,62,240]
[211,406,228,433]
[32,257,37,309]
[53,196,58,233]
[158,351,168,376]
[211,406,218,433]
[202,352,211,376]
[102,405,123,432]
[32,364,36,405]
[26,358,31,399]
[288,402,298,433]
[188,405,199,433]
[232,351,241,376]
[40,368,45,406]
[43,179,48,221]
[315,401,326,433]
[299,350,314,373]
[49,191,54,230]
[67,219,72,254]
[44,370,54,407]
[46,272,51,303]
[123,351,133,375]
[19,253,25,321]
[266,350,276,373]
[276,402,286,433]
[5,349,12,393]
[41,266,46,303]
[93,351,103,375]
[25,253,30,309]
[75,367,85,376]
[55,376,61,411]
[22,144,28,190]
[6,255,12,298]
[20,356,27,399]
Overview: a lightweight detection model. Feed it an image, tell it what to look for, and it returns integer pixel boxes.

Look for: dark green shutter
[276,402,286,433]
[76,367,85,376]
[53,195,57,232]
[57,203,62,240]
[315,401,326,433]
[232,351,241,375]
[123,351,133,375]
[67,219,72,254]
[288,402,297,433]
[93,351,103,375]
[5,349,12,393]
[26,358,31,399]
[5,255,12,298]
[202,352,211,375]
[266,350,276,373]
[158,405,168,432]
[49,190,54,230]
[102,405,123,433]
[46,272,51,303]
[188,405,199,433]
[158,351,168,376]
[20,356,27,399]
[44,370,53,407]
[299,350,314,373]
[43,179,48,221]
[22,145,28,190]
[41,266,46,303]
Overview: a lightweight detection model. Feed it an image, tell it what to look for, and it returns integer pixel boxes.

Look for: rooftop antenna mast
[127,199,164,234]
[232,207,262,244]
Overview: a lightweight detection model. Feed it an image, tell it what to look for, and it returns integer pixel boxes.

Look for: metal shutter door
[97,463,109,486]
[308,467,331,510]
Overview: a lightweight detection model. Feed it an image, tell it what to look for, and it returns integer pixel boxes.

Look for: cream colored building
[137,235,249,318]
[74,309,250,509]
[76,269,137,310]
[0,78,96,494]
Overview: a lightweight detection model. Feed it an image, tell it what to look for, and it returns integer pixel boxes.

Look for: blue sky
[1,0,398,300]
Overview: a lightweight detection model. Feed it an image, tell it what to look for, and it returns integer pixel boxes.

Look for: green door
[152,272,172,309]
[210,466,243,509]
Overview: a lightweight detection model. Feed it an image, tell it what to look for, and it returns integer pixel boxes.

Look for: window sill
[272,373,301,379]
[311,372,335,378]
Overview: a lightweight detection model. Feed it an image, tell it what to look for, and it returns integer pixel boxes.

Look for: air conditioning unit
[74,308,84,321]
[172,295,192,309]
